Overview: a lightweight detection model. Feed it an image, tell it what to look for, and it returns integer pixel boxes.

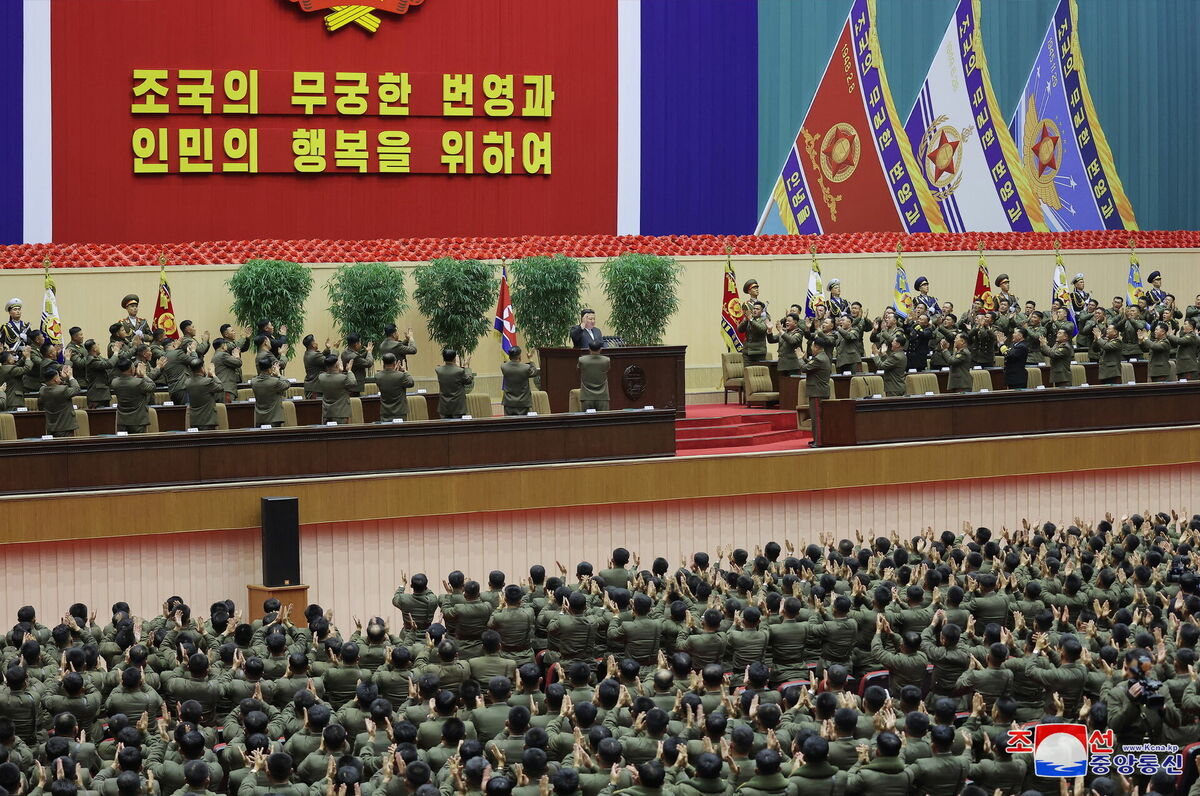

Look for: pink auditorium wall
[2,463,1197,623]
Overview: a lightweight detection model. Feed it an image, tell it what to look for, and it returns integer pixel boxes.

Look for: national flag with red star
[493,266,517,354]
[756,0,946,236]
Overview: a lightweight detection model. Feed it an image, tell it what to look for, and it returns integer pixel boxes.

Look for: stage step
[677,411,797,432]
[676,429,809,450]
[676,421,774,440]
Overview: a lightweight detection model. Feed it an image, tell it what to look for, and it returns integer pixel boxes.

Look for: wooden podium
[246,584,309,618]
[538,346,687,418]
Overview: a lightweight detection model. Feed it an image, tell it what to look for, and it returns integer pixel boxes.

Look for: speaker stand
[246,583,310,620]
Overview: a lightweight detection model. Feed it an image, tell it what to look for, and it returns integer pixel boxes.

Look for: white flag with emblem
[902,0,1045,233]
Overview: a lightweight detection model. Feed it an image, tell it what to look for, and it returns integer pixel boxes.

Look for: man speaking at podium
[570,309,605,349]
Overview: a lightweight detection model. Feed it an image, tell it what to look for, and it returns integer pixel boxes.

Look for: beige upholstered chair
[24,397,39,410]
[743,365,779,407]
[531,390,551,415]
[0,414,15,441]
[1070,363,1087,386]
[970,370,992,392]
[849,375,884,398]
[349,397,365,425]
[568,389,581,412]
[214,403,230,430]
[466,393,493,418]
[362,382,380,396]
[904,373,939,395]
[408,395,430,421]
[721,352,744,404]
[287,386,305,398]
[1025,367,1043,388]
[154,391,170,405]
[74,409,90,437]
[237,388,254,401]
[1074,351,1090,362]
[282,401,298,427]
[1120,362,1136,383]
[72,395,87,409]
[147,408,159,434]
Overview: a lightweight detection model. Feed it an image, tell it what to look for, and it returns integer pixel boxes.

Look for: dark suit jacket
[569,325,604,350]
[1003,341,1029,388]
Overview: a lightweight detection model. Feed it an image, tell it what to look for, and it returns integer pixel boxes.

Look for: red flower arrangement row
[0,230,1195,269]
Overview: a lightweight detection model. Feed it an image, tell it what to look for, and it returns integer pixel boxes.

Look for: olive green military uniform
[435,364,474,418]
[1040,341,1074,387]
[1091,337,1123,382]
[111,372,156,433]
[843,755,911,795]
[1115,315,1148,358]
[500,360,539,415]
[577,353,611,411]
[775,330,804,374]
[316,371,356,423]
[800,350,831,421]
[251,373,291,427]
[739,317,769,362]
[1142,337,1172,380]
[185,374,223,430]
[1,359,31,409]
[442,599,494,657]
[379,337,417,365]
[487,604,536,663]
[905,749,971,796]
[376,369,416,422]
[302,348,328,396]
[1169,331,1199,377]
[341,347,374,394]
[871,351,907,397]
[212,349,243,401]
[40,379,81,437]
[967,326,997,366]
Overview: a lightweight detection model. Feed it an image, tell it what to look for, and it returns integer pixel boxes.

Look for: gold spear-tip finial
[158,252,168,267]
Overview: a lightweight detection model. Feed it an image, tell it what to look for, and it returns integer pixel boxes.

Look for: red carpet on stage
[676,404,811,456]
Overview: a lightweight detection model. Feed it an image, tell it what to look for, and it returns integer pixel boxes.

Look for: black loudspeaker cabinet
[261,497,300,587]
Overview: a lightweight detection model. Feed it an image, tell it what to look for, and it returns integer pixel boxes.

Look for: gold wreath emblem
[1021,94,1064,209]
[918,115,973,199]
[726,298,744,322]
[819,123,861,184]
[157,312,177,335]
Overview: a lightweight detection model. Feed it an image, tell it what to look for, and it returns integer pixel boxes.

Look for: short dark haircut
[442,348,458,362]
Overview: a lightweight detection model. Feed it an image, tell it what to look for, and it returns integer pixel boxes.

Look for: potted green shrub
[412,258,497,361]
[599,252,682,345]
[226,259,313,347]
[509,255,588,352]
[326,262,408,347]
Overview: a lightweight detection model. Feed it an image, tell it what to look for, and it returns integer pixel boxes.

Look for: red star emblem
[821,127,858,180]
[926,129,960,182]
[1032,123,1060,176]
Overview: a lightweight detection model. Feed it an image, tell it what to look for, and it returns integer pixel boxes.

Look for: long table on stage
[0,408,676,494]
[538,346,687,418]
[813,380,1200,447]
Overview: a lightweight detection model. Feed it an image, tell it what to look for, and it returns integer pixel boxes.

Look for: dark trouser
[504,405,530,416]
[323,416,349,425]
[744,352,765,363]
[1152,375,1168,382]
[440,413,463,419]
[88,401,107,409]
[52,431,76,438]
[580,400,609,411]
[170,389,188,405]
[196,424,217,431]
[839,364,856,374]
[1053,381,1071,389]
[118,424,147,434]
[1100,377,1119,385]
[947,387,967,393]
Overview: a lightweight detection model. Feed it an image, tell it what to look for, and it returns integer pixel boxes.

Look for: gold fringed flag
[153,256,179,339]
[720,248,744,352]
[974,242,995,311]
[40,257,62,346]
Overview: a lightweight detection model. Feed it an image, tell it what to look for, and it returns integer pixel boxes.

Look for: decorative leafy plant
[599,252,682,345]
[509,255,588,351]
[412,258,497,358]
[226,259,313,347]
[326,262,408,347]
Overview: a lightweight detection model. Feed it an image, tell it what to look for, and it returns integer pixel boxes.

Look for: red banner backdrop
[50,0,617,243]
